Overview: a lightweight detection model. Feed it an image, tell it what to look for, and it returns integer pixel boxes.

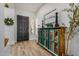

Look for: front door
[17,15,29,41]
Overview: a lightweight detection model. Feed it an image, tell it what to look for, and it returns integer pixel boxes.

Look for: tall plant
[63,3,79,55]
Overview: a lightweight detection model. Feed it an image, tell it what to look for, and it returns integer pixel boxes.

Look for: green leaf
[77,21,79,25]
[68,14,73,20]
[4,3,9,8]
[4,18,14,26]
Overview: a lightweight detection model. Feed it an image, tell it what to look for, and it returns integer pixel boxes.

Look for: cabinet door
[54,29,59,55]
[59,27,65,56]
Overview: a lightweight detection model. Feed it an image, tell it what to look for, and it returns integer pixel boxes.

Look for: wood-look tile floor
[11,40,52,56]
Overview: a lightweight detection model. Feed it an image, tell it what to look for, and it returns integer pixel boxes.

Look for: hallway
[11,40,52,56]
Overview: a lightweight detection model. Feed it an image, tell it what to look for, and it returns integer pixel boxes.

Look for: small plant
[4,18,14,26]
[4,3,9,8]
[46,23,53,28]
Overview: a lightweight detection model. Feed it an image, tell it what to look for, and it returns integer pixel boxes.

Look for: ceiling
[15,3,45,13]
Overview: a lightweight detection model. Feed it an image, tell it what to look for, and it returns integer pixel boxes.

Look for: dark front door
[17,15,29,41]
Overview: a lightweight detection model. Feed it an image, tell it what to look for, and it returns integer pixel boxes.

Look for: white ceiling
[15,3,45,13]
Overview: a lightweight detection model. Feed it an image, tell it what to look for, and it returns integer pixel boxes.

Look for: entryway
[17,15,29,41]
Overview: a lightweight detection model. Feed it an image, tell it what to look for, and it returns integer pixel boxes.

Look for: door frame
[17,15,29,42]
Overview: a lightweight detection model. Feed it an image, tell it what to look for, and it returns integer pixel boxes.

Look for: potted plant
[4,18,14,26]
[4,3,9,8]
[63,3,79,55]
[46,23,53,28]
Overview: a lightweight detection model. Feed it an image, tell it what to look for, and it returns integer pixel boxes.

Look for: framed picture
[43,9,57,28]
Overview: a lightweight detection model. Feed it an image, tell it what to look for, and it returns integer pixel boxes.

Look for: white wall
[36,3,70,28]
[0,3,4,55]
[4,8,16,45]
[7,3,15,9]
[68,26,79,56]
[0,3,16,55]
[0,3,12,56]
